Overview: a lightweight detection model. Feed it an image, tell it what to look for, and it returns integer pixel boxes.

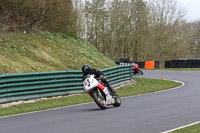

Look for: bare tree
[74,0,198,66]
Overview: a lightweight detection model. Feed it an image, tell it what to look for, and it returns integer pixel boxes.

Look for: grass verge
[117,78,182,97]
[170,123,200,133]
[0,78,182,117]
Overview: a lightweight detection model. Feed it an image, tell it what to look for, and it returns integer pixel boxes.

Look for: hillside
[0,32,116,75]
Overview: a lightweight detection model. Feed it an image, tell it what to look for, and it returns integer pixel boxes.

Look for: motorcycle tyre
[113,96,121,107]
[138,69,143,75]
[92,91,107,110]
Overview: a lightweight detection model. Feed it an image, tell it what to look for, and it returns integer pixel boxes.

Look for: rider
[82,64,117,96]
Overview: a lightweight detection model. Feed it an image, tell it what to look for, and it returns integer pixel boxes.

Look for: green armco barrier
[0,65,134,103]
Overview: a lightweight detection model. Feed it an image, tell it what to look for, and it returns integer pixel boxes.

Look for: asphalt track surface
[1,70,200,133]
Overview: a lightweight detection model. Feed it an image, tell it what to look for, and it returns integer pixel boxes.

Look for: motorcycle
[83,75,121,109]
[133,63,143,75]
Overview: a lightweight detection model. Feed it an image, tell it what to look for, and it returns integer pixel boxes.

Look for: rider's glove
[100,75,108,83]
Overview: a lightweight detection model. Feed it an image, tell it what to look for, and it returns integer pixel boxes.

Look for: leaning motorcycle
[133,63,143,75]
[83,75,121,109]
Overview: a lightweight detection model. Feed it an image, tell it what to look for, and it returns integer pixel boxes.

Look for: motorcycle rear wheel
[92,90,107,110]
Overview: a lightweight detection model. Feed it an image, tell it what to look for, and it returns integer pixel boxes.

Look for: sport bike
[83,75,121,109]
[133,63,143,75]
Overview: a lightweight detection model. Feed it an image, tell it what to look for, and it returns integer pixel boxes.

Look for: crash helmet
[82,64,91,74]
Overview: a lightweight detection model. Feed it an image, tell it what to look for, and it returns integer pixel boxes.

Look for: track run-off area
[0,70,200,133]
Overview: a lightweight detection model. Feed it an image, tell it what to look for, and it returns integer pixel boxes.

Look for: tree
[74,0,197,66]
[0,0,74,32]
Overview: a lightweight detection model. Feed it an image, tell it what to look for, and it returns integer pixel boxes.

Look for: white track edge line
[0,79,185,119]
[0,102,94,119]
[122,79,185,99]
[161,121,200,133]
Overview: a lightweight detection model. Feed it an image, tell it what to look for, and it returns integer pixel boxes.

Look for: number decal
[84,78,91,87]
[87,79,90,87]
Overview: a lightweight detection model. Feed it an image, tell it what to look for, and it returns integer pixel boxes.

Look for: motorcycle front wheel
[138,69,143,75]
[92,90,107,110]
[113,96,121,107]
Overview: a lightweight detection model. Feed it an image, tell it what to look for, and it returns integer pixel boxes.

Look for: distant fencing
[165,59,200,68]
[117,58,200,69]
[0,65,134,103]
[118,61,159,69]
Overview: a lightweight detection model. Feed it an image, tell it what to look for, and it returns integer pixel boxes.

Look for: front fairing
[83,75,99,92]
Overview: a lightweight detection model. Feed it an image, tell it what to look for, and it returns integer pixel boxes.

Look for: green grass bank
[0,31,116,75]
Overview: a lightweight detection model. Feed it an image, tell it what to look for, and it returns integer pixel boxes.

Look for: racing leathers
[82,68,116,96]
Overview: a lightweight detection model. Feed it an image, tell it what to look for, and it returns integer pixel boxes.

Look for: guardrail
[0,65,134,103]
